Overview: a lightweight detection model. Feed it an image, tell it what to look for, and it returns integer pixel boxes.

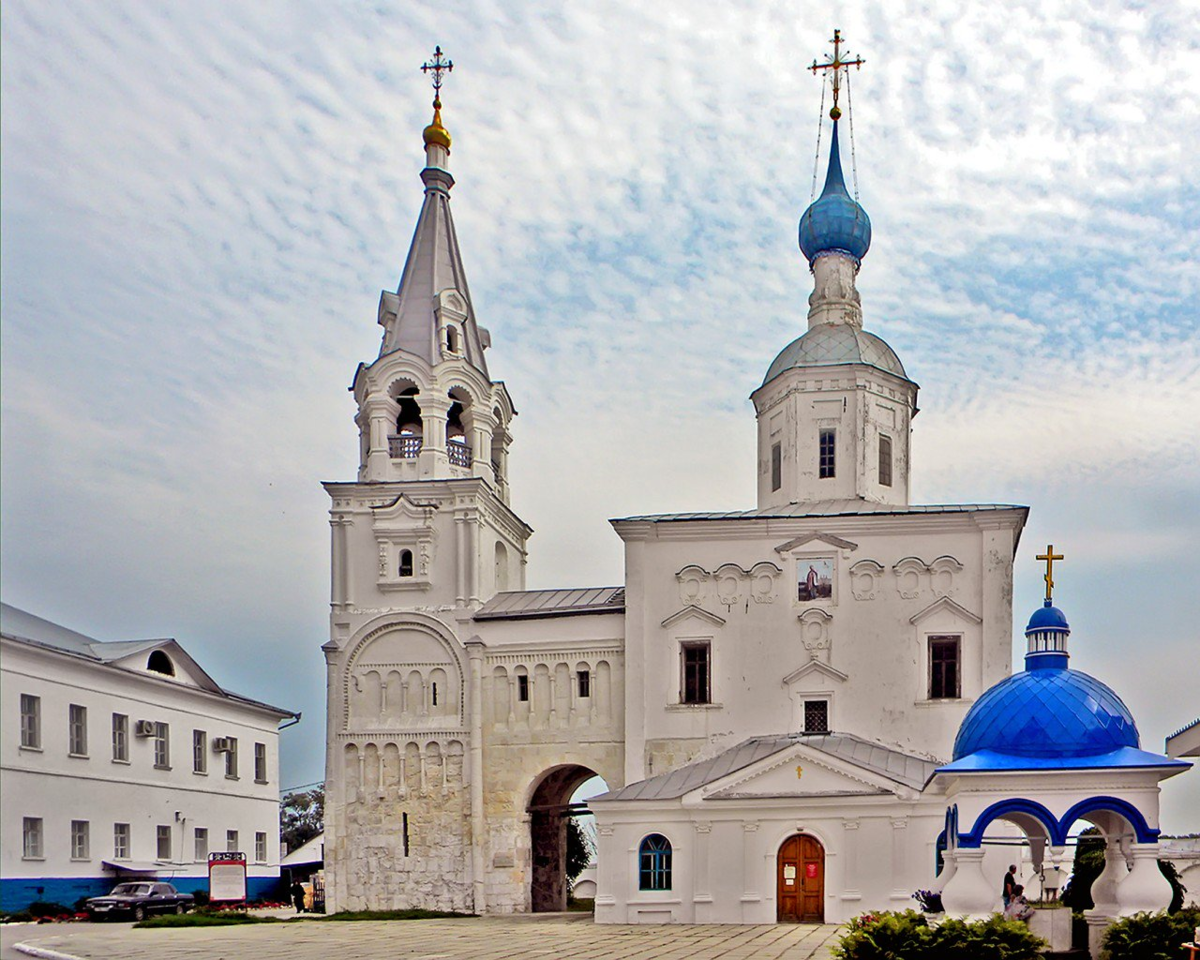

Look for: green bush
[833,909,1046,960]
[27,901,71,918]
[1100,906,1200,960]
[136,912,279,928]
[191,889,210,906]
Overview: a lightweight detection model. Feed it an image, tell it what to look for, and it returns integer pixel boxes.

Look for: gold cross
[810,28,865,119]
[420,45,454,102]
[1036,545,1064,603]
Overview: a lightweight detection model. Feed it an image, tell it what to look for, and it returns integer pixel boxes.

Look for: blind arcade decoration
[208,851,247,903]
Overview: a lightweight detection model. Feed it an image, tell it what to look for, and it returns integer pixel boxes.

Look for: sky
[2,2,1198,830]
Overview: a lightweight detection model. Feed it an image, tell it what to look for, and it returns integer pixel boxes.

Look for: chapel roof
[594,732,940,802]
[612,501,1027,525]
[474,587,625,621]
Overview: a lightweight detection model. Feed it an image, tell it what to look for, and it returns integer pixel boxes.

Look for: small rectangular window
[156,825,172,861]
[112,714,129,762]
[153,722,170,769]
[193,730,207,774]
[255,832,267,863]
[225,737,239,779]
[803,700,829,734]
[113,823,130,860]
[431,682,439,707]
[771,442,782,492]
[930,637,961,699]
[681,642,711,705]
[402,812,410,857]
[879,435,893,487]
[20,694,41,749]
[577,669,591,698]
[517,674,529,702]
[194,827,208,861]
[819,429,836,479]
[23,817,44,859]
[254,742,267,783]
[71,820,90,860]
[69,703,88,756]
[226,829,239,853]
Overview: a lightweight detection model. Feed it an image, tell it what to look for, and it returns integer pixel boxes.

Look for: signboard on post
[208,851,247,904]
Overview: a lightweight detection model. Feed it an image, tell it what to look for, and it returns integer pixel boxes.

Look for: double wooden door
[777,834,824,922]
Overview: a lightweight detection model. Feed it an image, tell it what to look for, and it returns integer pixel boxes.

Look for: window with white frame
[254,742,267,783]
[255,832,267,863]
[194,827,208,861]
[68,703,88,756]
[638,834,672,891]
[193,730,207,774]
[680,641,711,704]
[803,699,830,733]
[156,824,172,860]
[112,713,129,762]
[71,820,90,859]
[879,434,893,487]
[929,636,961,699]
[226,829,239,853]
[818,428,836,479]
[20,694,41,748]
[153,722,170,768]
[225,737,239,778]
[23,817,43,859]
[113,823,130,860]
[771,441,782,491]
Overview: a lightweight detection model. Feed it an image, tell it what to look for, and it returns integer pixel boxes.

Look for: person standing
[1002,864,1018,908]
[291,878,305,913]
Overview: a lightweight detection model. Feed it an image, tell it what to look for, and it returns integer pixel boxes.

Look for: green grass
[135,912,280,928]
[316,909,475,921]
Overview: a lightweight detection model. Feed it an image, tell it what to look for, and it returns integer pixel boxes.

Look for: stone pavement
[4,914,843,960]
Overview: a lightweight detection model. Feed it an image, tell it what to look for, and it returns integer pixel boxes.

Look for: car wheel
[134,905,146,921]
[175,903,185,915]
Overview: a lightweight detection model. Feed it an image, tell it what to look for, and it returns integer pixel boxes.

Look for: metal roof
[613,501,1027,524]
[473,587,625,621]
[594,732,941,802]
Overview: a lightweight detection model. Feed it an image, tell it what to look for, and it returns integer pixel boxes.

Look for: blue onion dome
[798,120,871,265]
[952,601,1139,762]
[763,323,907,386]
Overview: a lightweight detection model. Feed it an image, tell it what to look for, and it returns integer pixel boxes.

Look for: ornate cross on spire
[420,45,454,106]
[810,28,865,120]
[1036,545,1065,604]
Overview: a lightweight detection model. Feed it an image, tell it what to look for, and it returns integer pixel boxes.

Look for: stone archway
[528,765,600,912]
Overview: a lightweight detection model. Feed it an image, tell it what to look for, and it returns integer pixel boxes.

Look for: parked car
[85,882,194,921]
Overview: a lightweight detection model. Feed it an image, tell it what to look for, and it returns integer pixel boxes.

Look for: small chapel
[320,38,1189,927]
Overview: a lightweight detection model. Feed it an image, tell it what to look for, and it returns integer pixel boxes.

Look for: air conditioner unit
[134,720,157,737]
[212,737,234,752]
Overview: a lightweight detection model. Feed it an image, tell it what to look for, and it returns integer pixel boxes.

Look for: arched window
[638,834,672,891]
[446,326,459,353]
[399,549,414,578]
[147,650,175,676]
[494,541,509,592]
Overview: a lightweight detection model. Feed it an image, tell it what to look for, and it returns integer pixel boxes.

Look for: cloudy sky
[2,2,1198,828]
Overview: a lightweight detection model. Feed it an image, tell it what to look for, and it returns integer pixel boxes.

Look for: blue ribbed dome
[799,120,871,265]
[952,667,1139,761]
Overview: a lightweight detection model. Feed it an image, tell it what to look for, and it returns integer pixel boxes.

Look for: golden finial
[1036,545,1065,604]
[810,29,865,120]
[420,46,453,150]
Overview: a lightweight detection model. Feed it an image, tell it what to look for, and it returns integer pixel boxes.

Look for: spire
[378,46,489,377]
[1025,546,1070,670]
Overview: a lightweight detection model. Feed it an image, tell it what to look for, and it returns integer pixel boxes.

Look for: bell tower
[751,30,918,509]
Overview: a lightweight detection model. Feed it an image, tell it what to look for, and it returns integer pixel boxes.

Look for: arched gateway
[528,765,602,912]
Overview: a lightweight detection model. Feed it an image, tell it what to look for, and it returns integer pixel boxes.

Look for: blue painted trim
[1059,796,1159,844]
[1,874,283,913]
[959,798,1065,848]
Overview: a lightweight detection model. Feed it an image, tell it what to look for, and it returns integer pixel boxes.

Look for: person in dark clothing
[1002,864,1018,908]
[291,879,305,913]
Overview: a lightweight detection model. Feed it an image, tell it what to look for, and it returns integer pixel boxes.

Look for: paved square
[5,915,843,960]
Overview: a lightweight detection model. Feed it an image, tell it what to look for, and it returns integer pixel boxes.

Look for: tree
[280,786,324,853]
[566,816,594,885]
[1061,825,1188,913]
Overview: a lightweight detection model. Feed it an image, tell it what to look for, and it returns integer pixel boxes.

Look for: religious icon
[797,559,833,602]
[805,862,819,879]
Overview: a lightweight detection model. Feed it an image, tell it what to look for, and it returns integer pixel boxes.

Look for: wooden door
[777,834,824,922]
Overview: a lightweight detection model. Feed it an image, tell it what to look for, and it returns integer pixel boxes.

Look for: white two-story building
[1,604,298,911]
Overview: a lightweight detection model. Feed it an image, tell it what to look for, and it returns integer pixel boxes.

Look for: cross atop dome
[809,28,865,121]
[421,45,454,151]
[1036,544,1064,605]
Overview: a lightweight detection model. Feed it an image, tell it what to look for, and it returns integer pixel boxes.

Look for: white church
[321,42,1189,927]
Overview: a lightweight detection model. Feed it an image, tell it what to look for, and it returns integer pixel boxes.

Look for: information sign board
[208,851,247,903]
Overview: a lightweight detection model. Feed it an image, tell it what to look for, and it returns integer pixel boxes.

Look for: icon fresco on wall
[798,559,833,602]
